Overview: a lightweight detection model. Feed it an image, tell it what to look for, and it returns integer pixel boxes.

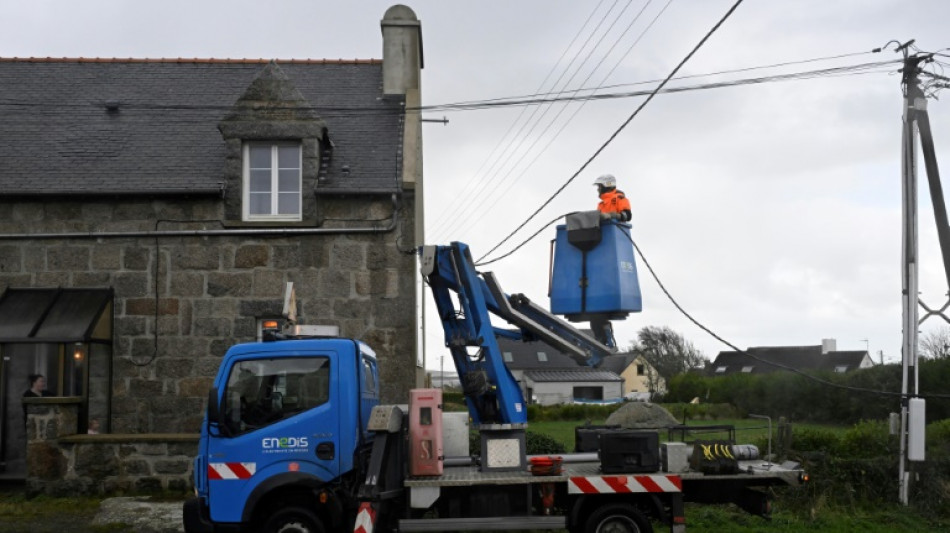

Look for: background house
[496,336,629,405]
[598,352,666,401]
[708,338,874,376]
[0,5,422,480]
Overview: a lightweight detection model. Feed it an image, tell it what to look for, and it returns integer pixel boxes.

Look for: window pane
[278,169,300,192]
[278,192,299,215]
[250,170,272,193]
[278,145,300,169]
[249,145,271,169]
[223,357,330,435]
[250,192,271,215]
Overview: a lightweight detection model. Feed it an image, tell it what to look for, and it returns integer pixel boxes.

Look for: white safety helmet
[593,174,616,189]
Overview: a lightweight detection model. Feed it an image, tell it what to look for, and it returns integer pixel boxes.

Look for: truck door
[207,354,337,523]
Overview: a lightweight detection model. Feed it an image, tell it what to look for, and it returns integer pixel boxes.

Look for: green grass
[683,503,947,532]
[0,492,106,533]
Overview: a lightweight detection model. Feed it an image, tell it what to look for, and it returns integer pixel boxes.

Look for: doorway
[0,288,113,479]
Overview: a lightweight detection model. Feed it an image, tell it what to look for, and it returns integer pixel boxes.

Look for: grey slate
[708,345,871,375]
[524,370,623,383]
[0,59,404,195]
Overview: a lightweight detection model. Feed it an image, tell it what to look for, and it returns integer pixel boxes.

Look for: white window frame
[243,142,302,222]
[741,366,754,373]
[537,351,548,362]
[834,365,848,373]
[715,366,727,374]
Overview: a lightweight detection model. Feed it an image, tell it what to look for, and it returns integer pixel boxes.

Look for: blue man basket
[549,213,642,320]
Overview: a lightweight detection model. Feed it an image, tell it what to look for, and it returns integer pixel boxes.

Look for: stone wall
[24,397,198,495]
[1,194,417,434]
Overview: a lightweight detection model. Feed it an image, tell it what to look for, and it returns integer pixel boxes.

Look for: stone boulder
[605,402,680,429]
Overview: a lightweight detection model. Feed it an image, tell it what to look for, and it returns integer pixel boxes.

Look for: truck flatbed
[403,460,802,489]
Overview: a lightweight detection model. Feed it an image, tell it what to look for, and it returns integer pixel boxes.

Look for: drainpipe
[0,194,400,240]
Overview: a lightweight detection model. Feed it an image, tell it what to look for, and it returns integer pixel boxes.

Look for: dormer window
[244,142,302,221]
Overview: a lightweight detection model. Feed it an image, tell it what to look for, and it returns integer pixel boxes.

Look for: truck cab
[186,330,379,533]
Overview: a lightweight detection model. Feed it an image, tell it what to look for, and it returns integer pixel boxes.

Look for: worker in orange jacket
[593,174,631,222]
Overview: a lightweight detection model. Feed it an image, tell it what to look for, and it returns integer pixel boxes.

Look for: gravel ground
[92,497,185,533]
[0,491,186,533]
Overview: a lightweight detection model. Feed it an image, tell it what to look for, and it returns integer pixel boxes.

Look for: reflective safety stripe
[353,502,376,533]
[207,462,256,480]
[568,474,682,494]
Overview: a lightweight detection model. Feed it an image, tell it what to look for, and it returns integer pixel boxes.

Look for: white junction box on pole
[908,398,926,462]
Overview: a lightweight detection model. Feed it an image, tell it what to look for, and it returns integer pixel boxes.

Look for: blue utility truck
[184,234,806,533]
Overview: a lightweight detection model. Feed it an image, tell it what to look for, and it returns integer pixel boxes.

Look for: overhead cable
[477,0,748,264]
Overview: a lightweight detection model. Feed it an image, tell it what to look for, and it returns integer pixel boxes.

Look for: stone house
[0,4,423,486]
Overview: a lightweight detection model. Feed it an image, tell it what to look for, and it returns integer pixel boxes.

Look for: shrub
[836,420,897,459]
[791,426,841,454]
[525,431,567,455]
[926,418,950,457]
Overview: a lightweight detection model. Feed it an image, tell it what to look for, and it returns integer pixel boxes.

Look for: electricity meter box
[550,216,642,318]
[409,388,443,477]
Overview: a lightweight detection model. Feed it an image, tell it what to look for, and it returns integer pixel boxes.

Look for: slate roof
[598,352,640,374]
[709,345,871,375]
[524,370,623,383]
[0,58,404,196]
[496,335,590,370]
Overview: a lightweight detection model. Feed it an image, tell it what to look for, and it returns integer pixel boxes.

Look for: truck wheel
[584,503,653,533]
[262,506,326,533]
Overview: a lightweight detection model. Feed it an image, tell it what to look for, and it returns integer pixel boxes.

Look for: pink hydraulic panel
[409,388,443,476]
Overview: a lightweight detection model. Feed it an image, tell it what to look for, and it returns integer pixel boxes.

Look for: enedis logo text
[262,436,309,453]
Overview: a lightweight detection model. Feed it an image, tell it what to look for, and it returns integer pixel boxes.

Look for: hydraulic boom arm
[421,242,615,426]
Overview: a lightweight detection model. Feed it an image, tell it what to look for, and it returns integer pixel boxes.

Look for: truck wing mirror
[207,387,232,437]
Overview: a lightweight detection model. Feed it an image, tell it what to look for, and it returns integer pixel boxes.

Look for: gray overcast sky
[4,0,950,368]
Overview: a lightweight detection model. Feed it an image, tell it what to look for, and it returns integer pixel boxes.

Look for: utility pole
[894,38,950,505]
[898,38,921,506]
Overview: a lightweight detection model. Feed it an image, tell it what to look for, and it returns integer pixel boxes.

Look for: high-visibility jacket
[598,189,631,217]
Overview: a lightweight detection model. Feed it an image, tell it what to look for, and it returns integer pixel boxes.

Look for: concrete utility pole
[898,39,921,506]
[895,38,950,505]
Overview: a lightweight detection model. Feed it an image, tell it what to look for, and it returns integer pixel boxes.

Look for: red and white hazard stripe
[208,462,256,480]
[353,502,376,533]
[568,474,682,494]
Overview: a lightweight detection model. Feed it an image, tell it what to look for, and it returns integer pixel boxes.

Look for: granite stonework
[1,194,417,435]
[24,397,198,495]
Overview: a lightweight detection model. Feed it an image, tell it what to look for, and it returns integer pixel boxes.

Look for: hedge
[667,358,950,425]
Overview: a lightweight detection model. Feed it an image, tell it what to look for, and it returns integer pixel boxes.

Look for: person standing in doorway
[22,374,53,426]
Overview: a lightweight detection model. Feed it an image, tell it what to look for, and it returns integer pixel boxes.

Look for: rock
[605,402,680,429]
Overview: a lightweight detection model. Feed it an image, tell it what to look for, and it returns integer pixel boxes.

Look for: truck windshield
[223,357,330,435]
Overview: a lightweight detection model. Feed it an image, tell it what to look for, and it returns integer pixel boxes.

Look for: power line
[476,0,747,264]
[429,49,877,110]
[427,0,613,236]
[435,0,671,244]
[432,0,650,243]
[629,233,950,400]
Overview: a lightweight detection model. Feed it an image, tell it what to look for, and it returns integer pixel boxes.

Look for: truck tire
[262,506,326,533]
[584,503,652,533]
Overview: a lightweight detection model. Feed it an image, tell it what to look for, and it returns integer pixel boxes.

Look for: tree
[919,326,950,360]
[630,326,707,385]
